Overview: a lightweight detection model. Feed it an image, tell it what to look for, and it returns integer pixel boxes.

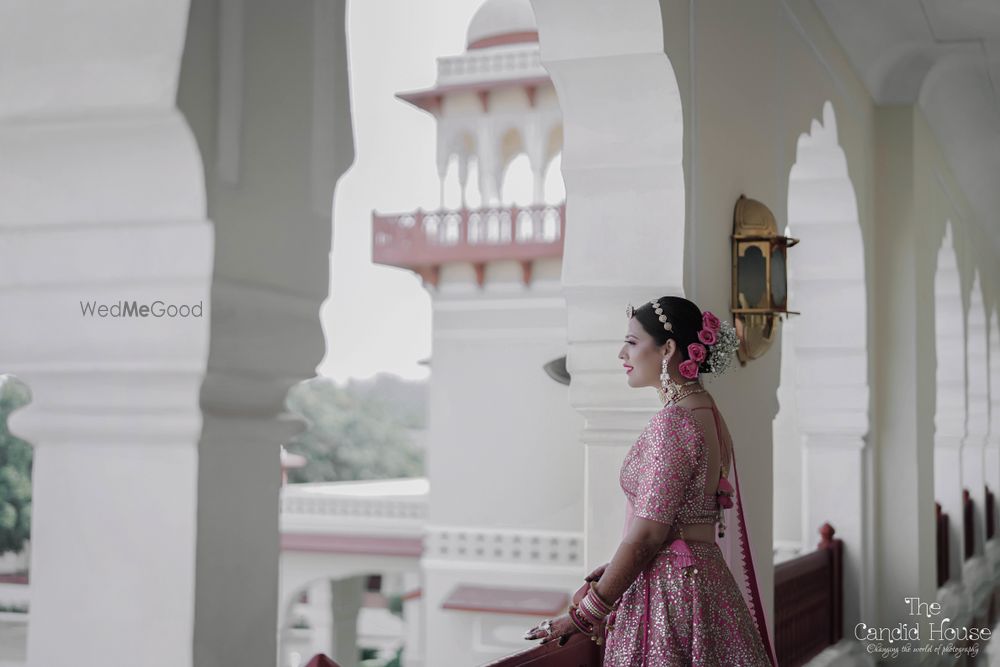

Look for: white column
[987,313,1000,524]
[530,0,686,572]
[421,289,583,665]
[0,3,210,665]
[934,225,967,584]
[401,572,424,667]
[786,103,872,627]
[524,117,547,205]
[872,108,937,632]
[329,576,364,667]
[475,120,502,205]
[178,0,354,665]
[436,141,449,210]
[966,278,989,555]
[963,278,992,622]
[308,579,334,661]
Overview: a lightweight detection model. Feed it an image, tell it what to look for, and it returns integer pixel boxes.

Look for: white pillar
[178,0,354,665]
[525,118,547,205]
[966,279,990,555]
[963,278,991,622]
[530,0,686,574]
[988,314,1000,528]
[458,156,470,210]
[307,579,334,661]
[329,576,364,667]
[934,224,967,584]
[872,108,937,632]
[401,572,424,667]
[786,102,872,627]
[476,121,502,205]
[0,3,210,665]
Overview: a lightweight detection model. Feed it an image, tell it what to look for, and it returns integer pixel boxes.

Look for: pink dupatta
[717,444,778,666]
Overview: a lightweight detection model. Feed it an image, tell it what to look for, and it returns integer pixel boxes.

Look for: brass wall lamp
[731,194,799,363]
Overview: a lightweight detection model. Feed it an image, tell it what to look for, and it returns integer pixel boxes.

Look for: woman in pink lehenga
[524,297,777,666]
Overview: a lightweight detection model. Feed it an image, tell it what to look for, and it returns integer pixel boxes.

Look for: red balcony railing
[372,204,566,287]
[774,523,844,667]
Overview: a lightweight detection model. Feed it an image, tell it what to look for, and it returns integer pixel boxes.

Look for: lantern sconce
[731,194,799,364]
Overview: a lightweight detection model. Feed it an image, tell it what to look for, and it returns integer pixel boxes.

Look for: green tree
[284,376,424,482]
[0,376,32,555]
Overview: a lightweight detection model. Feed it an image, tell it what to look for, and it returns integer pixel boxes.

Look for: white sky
[318,0,490,382]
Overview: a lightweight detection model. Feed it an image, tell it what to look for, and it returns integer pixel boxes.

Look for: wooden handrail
[305,655,341,667]
[986,485,994,541]
[482,632,602,666]
[963,489,974,560]
[936,502,950,587]
[773,523,844,667]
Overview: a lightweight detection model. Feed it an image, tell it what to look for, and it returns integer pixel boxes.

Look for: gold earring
[658,356,676,405]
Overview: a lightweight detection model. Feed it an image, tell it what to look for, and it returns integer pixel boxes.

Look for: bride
[523,296,776,666]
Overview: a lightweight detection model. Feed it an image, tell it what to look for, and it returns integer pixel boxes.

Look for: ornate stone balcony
[280,478,428,557]
[437,45,546,85]
[372,203,565,287]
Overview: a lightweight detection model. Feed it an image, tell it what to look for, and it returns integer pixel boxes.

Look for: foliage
[386,593,404,618]
[345,374,428,430]
[284,375,425,482]
[383,647,404,667]
[0,377,32,555]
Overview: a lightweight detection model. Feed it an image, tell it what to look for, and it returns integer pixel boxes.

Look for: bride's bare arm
[592,516,670,605]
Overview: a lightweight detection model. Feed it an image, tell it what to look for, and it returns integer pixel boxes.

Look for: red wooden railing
[963,489,974,560]
[936,502,950,587]
[483,633,602,666]
[305,656,341,667]
[988,486,996,626]
[773,523,844,667]
[986,485,995,541]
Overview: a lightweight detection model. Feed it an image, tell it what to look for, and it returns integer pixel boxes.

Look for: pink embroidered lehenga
[602,403,777,666]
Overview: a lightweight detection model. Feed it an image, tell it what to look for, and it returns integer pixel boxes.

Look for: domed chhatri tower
[374,0,565,289]
[373,1,584,665]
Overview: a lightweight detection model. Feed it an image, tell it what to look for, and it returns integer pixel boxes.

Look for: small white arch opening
[543,153,565,205]
[500,153,533,206]
[465,155,482,209]
[441,154,462,210]
[773,100,869,625]
[933,222,967,582]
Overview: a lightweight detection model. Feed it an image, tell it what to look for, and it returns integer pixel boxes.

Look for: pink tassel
[668,539,695,569]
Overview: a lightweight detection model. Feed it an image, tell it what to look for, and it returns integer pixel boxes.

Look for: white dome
[466,0,538,49]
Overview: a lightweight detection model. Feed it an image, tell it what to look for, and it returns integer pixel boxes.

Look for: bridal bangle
[587,581,614,614]
[568,607,604,645]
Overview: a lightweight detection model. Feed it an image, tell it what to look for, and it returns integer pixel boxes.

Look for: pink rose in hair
[698,328,717,346]
[702,311,721,332]
[679,360,700,380]
[687,343,707,363]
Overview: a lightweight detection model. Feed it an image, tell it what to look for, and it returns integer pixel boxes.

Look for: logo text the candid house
[79,300,205,318]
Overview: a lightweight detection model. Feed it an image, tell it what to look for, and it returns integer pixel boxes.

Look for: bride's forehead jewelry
[650,300,673,333]
[625,301,674,333]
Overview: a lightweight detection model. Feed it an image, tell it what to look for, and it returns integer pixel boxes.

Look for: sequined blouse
[619,404,729,530]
